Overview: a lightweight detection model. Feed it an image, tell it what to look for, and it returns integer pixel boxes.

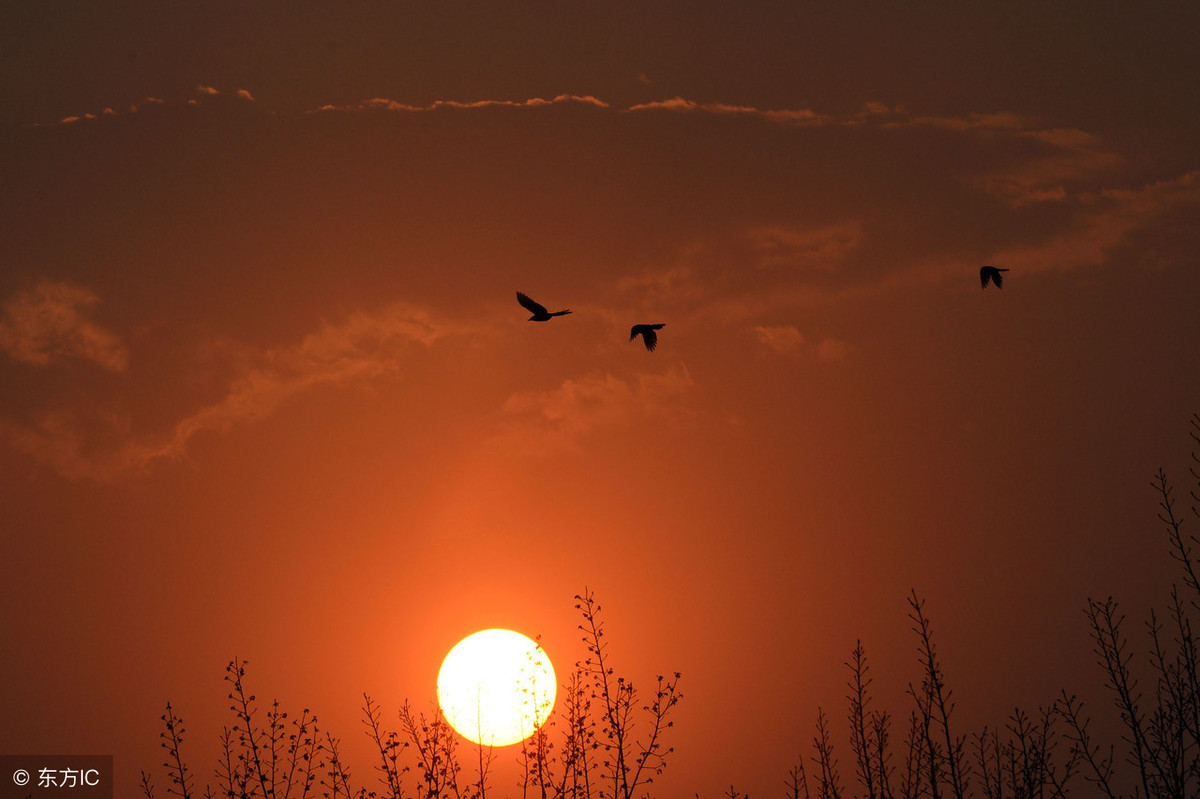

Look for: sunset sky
[3,3,1199,796]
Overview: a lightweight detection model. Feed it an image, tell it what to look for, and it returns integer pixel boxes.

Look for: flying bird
[630,323,666,351]
[980,265,1010,289]
[516,292,572,321]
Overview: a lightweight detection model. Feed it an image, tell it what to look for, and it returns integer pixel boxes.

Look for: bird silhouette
[630,323,665,351]
[980,265,1010,289]
[517,292,572,321]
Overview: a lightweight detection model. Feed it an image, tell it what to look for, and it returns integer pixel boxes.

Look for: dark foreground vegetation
[142,588,682,799]
[144,415,1200,799]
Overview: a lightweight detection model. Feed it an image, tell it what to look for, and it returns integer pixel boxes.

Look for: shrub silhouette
[772,414,1200,799]
[141,588,683,799]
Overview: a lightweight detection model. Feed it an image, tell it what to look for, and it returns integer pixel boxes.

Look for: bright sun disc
[437,629,556,746]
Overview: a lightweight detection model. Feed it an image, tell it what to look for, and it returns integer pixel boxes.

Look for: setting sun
[436,629,556,746]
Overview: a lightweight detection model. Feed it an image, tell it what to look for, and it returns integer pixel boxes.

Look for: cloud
[626,96,831,126]
[815,338,851,362]
[747,222,863,271]
[310,94,610,114]
[31,88,248,128]
[25,89,1118,214]
[858,100,900,117]
[0,280,128,371]
[753,325,806,354]
[157,303,446,455]
[1,302,455,481]
[988,169,1200,274]
[58,107,118,123]
[20,89,1183,295]
[616,264,696,300]
[492,365,697,457]
[980,132,1121,207]
[895,110,1032,133]
[878,110,1124,205]
[611,219,869,332]
[621,99,1119,205]
[1,410,140,482]
[753,325,850,361]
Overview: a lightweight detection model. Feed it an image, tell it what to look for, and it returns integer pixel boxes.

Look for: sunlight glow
[436,629,556,746]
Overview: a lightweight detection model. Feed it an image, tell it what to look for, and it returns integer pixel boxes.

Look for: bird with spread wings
[980,265,1010,289]
[630,323,666,351]
[516,292,572,321]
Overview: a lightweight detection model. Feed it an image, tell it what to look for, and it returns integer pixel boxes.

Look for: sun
[437,629,557,746]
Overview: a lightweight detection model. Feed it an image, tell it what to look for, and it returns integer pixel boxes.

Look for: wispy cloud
[491,365,697,457]
[152,304,444,456]
[816,338,851,361]
[978,129,1119,206]
[747,222,863,272]
[1,302,456,481]
[753,325,850,361]
[32,87,249,128]
[21,89,1185,301]
[0,409,143,482]
[59,108,118,124]
[615,264,697,302]
[879,110,1123,205]
[28,90,1117,212]
[894,110,1032,133]
[988,169,1200,274]
[626,96,831,126]
[0,280,128,371]
[612,219,868,329]
[310,94,610,114]
[624,99,1119,205]
[753,325,806,354]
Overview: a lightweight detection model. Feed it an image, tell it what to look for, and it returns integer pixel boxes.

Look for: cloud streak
[1,301,455,481]
[0,280,128,371]
[909,116,1123,206]
[626,99,1120,205]
[33,87,251,127]
[29,89,1119,210]
[310,94,610,114]
[626,96,832,126]
[491,365,698,458]
[156,303,446,458]
[747,222,864,272]
[753,325,851,361]
[988,169,1200,274]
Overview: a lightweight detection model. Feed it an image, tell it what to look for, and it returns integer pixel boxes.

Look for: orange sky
[2,3,1199,796]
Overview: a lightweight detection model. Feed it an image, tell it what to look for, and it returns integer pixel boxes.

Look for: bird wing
[517,292,549,315]
[992,270,1004,288]
[631,324,661,350]
[980,267,992,288]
